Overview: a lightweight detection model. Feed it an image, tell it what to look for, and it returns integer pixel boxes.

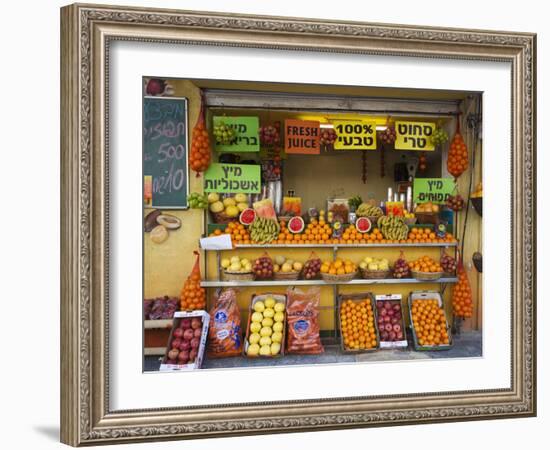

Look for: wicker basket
[414,212,439,224]
[222,271,255,282]
[273,271,300,281]
[321,271,356,283]
[404,217,418,226]
[411,270,443,281]
[361,268,391,279]
[211,211,237,224]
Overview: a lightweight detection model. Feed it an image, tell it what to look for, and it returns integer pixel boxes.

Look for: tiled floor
[144,330,482,372]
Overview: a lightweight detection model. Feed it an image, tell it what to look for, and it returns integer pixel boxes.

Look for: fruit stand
[143,77,483,370]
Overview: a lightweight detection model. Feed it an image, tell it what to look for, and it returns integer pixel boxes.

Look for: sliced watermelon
[356,217,372,233]
[288,216,305,234]
[239,208,256,226]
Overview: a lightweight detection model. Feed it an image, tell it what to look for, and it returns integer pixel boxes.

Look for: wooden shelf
[201,277,458,288]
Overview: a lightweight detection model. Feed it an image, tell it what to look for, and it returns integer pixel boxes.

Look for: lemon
[263,308,275,319]
[274,302,285,313]
[259,345,271,356]
[223,197,236,207]
[225,205,239,218]
[260,326,273,337]
[272,322,283,332]
[250,322,261,333]
[253,301,265,313]
[264,297,276,309]
[259,336,272,347]
[221,258,231,269]
[248,333,261,345]
[247,343,260,356]
[261,317,274,328]
[270,342,281,355]
[251,312,263,323]
[273,311,285,323]
[271,331,282,343]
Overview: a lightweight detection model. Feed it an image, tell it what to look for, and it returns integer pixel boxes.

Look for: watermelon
[239,208,256,226]
[288,216,305,234]
[356,217,372,233]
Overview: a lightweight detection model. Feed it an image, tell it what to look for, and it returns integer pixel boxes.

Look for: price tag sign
[213,116,260,152]
[204,163,261,194]
[333,120,377,150]
[395,121,436,151]
[413,178,455,204]
[284,119,320,154]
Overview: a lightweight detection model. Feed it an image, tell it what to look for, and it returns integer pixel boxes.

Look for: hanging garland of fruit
[259,122,281,146]
[377,117,396,177]
[431,120,449,146]
[361,150,367,184]
[447,116,469,179]
[320,127,337,151]
[446,193,465,211]
[418,152,427,172]
[213,121,236,145]
[189,93,212,176]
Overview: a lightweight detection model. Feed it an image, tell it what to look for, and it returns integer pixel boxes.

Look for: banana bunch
[249,217,280,244]
[377,215,408,240]
[356,203,383,218]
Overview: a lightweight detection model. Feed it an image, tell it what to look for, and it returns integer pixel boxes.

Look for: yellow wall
[143,80,203,299]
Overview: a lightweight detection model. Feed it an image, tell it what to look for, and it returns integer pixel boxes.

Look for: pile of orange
[410,299,450,346]
[209,222,250,245]
[406,227,456,244]
[320,258,357,275]
[274,218,334,245]
[409,256,443,273]
[340,299,377,350]
[452,266,473,318]
[180,272,206,311]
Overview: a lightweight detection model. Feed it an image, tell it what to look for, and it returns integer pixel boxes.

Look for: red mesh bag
[207,289,243,358]
[286,287,324,354]
[180,251,206,311]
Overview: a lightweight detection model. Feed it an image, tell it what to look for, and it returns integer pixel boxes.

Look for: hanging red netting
[451,255,473,318]
[189,93,212,176]
[447,116,469,179]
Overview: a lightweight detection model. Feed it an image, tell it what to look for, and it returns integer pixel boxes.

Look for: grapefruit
[288,216,305,234]
[355,217,372,233]
[239,208,256,226]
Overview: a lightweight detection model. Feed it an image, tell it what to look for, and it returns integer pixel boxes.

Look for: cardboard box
[375,294,408,349]
[243,293,287,358]
[408,291,453,351]
[159,310,210,371]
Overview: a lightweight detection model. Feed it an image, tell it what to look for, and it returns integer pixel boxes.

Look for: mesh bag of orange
[180,251,206,311]
[189,93,211,176]
[447,118,469,179]
[206,289,243,358]
[451,256,474,318]
[285,287,324,354]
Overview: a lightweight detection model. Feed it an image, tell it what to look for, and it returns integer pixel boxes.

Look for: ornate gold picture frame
[60,3,536,446]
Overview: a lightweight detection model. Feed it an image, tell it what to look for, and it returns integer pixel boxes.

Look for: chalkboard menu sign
[143,96,189,209]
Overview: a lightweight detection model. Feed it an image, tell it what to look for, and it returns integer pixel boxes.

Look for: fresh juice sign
[284,119,320,154]
[333,120,377,150]
[395,121,436,151]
